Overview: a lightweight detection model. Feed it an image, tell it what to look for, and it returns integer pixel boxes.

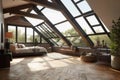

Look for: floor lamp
[5,32,13,52]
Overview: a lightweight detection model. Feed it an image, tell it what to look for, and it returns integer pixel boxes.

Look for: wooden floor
[0,52,120,80]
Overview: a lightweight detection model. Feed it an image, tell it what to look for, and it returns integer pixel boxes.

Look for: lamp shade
[5,32,13,39]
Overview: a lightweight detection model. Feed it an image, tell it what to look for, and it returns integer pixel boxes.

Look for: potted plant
[110,17,120,70]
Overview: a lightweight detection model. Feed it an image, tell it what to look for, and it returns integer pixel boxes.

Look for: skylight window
[86,15,99,26]
[61,0,81,17]
[42,8,67,24]
[73,0,81,3]
[77,0,92,13]
[76,17,93,34]
[55,21,78,36]
[26,28,33,42]
[25,17,44,26]
[30,10,37,14]
[37,5,44,10]
[47,0,52,3]
[93,26,105,33]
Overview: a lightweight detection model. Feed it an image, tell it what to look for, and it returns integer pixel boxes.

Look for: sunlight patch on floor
[11,58,25,65]
[27,62,50,71]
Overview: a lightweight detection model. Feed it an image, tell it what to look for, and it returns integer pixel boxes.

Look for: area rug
[47,52,72,60]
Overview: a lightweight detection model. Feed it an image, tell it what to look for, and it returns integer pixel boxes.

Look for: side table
[0,50,12,68]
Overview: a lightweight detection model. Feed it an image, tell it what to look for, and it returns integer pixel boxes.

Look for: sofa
[10,43,47,57]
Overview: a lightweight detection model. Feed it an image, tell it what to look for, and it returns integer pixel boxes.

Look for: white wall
[87,0,120,30]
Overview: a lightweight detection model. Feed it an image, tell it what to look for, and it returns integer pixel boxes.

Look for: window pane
[48,0,52,3]
[93,26,105,33]
[36,26,50,38]
[37,5,43,10]
[42,8,66,24]
[18,27,25,43]
[30,10,37,14]
[34,31,40,43]
[73,0,81,3]
[86,15,99,26]
[55,21,79,36]
[42,38,47,43]
[76,17,93,34]
[89,35,111,47]
[8,25,16,42]
[51,38,67,46]
[61,0,80,17]
[25,17,44,26]
[77,0,92,13]
[67,37,88,47]
[26,28,33,42]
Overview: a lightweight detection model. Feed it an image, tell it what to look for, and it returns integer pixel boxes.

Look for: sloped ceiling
[5,16,32,27]
[2,0,120,30]
[87,0,120,30]
[2,0,29,9]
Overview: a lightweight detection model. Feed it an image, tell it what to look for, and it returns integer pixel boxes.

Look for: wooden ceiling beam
[9,11,45,20]
[3,3,34,14]
[23,0,61,11]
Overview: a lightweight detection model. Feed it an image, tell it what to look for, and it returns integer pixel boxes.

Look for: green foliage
[34,38,38,46]
[18,30,25,42]
[64,28,78,36]
[110,18,120,56]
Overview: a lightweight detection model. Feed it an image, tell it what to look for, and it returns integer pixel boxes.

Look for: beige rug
[47,52,72,60]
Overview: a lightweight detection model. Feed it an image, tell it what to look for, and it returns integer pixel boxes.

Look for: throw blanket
[15,46,47,54]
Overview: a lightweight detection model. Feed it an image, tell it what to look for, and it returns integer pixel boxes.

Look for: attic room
[0,0,120,80]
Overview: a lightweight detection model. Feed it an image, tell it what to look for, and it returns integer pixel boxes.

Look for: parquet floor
[0,52,120,80]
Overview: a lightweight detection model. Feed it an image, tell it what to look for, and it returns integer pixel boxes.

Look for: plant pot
[111,55,120,70]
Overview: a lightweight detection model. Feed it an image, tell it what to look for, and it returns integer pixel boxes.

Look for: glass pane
[30,10,37,14]
[8,25,16,42]
[36,26,50,38]
[41,24,55,38]
[42,8,66,24]
[67,37,88,47]
[89,35,111,47]
[77,0,92,13]
[44,23,58,37]
[73,0,81,3]
[34,31,40,43]
[42,38,47,43]
[37,5,43,10]
[51,38,67,46]
[26,28,33,42]
[86,15,99,26]
[61,0,81,17]
[55,21,79,36]
[48,39,58,46]
[48,0,52,3]
[25,17,44,26]
[93,26,105,33]
[76,17,93,34]
[17,27,25,43]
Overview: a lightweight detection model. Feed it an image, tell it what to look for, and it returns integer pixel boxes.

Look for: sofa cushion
[18,44,25,48]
